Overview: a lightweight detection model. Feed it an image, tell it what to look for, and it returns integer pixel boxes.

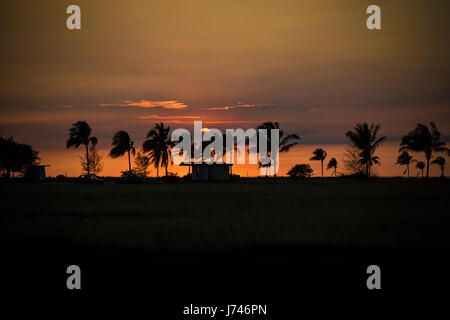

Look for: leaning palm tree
[345,123,386,177]
[142,122,175,177]
[415,161,425,177]
[400,123,450,179]
[327,157,337,177]
[310,148,327,178]
[431,157,446,177]
[110,130,136,174]
[256,122,300,177]
[66,121,97,175]
[395,151,415,178]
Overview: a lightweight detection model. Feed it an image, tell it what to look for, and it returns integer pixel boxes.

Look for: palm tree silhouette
[256,122,300,177]
[109,130,136,174]
[310,148,327,178]
[345,123,386,177]
[66,121,98,176]
[431,157,446,177]
[400,123,450,179]
[327,157,337,177]
[395,151,415,178]
[143,122,175,177]
[415,161,425,177]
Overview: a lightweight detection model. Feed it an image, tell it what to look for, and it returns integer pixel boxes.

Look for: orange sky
[0,0,449,176]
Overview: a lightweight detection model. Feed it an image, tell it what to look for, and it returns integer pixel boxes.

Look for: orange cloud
[139,115,202,124]
[205,102,271,111]
[138,115,262,125]
[100,99,188,109]
[202,120,262,124]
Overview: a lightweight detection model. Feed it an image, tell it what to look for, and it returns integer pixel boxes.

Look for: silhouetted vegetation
[79,147,103,175]
[287,164,313,179]
[431,157,446,177]
[110,130,136,174]
[327,157,337,177]
[415,161,425,177]
[0,134,40,177]
[342,145,365,175]
[310,148,327,178]
[345,123,386,177]
[143,122,175,177]
[67,121,98,176]
[395,151,414,178]
[256,122,300,177]
[134,151,151,177]
[400,123,450,179]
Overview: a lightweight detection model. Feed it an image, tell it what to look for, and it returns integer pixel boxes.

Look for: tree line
[64,120,449,179]
[0,132,40,178]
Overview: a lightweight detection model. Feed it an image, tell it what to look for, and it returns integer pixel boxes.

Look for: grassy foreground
[1,179,449,253]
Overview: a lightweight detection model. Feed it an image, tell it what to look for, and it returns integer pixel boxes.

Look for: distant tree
[343,145,365,175]
[143,122,175,177]
[110,130,136,174]
[287,164,313,180]
[415,161,425,177]
[400,123,450,179]
[67,121,97,176]
[258,160,272,177]
[345,123,386,177]
[0,135,40,177]
[327,157,338,177]
[395,151,415,178]
[256,122,300,177]
[310,148,327,178]
[134,151,151,177]
[431,157,446,177]
[79,147,103,175]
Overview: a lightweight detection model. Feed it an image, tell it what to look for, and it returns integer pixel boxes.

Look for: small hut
[180,163,232,181]
[25,165,49,181]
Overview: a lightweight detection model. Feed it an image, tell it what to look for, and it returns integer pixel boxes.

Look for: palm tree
[400,123,450,179]
[310,148,327,178]
[256,122,300,177]
[416,161,425,177]
[395,151,415,178]
[327,157,337,177]
[66,121,98,176]
[110,130,136,174]
[431,157,446,177]
[345,123,386,177]
[142,122,175,177]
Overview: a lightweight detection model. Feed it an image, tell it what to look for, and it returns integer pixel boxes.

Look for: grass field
[1,179,449,254]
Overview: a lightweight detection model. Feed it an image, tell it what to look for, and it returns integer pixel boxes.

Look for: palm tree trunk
[85,144,90,175]
[321,160,323,178]
[426,157,430,179]
[156,166,159,178]
[273,158,277,177]
[127,150,132,174]
[407,163,410,178]
[165,164,168,176]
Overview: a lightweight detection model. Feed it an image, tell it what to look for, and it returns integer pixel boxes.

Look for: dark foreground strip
[0,239,448,316]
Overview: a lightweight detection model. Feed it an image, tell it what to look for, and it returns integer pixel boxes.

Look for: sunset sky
[1,0,449,177]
